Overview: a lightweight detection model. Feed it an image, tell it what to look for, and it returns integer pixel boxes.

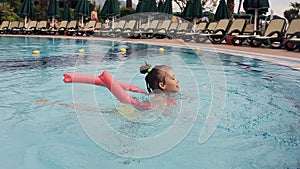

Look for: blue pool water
[0,36,299,168]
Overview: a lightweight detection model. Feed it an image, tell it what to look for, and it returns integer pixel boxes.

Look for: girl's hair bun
[140,62,151,74]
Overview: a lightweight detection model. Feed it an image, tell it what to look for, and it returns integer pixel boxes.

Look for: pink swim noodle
[63,73,147,94]
[63,71,151,110]
[99,71,152,110]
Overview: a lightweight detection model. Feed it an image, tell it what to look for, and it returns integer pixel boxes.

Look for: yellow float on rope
[32,50,40,54]
[159,48,164,52]
[78,49,85,53]
[120,48,126,53]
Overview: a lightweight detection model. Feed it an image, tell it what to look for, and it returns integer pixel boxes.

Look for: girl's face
[159,69,179,93]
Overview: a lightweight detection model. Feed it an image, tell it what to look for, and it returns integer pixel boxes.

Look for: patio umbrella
[100,0,120,17]
[163,0,172,14]
[157,0,164,13]
[89,2,95,13]
[74,0,90,27]
[182,0,192,20]
[142,0,158,12]
[135,0,145,13]
[136,0,157,27]
[47,0,60,27]
[99,0,120,29]
[243,0,269,31]
[63,2,71,21]
[214,0,230,21]
[233,13,252,19]
[182,0,202,21]
[18,0,35,27]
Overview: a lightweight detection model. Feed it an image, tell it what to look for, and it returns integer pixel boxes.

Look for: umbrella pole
[147,15,150,28]
[193,19,198,32]
[52,16,55,27]
[112,16,115,30]
[139,19,142,30]
[270,9,273,20]
[81,16,84,27]
[25,16,28,28]
[254,9,258,34]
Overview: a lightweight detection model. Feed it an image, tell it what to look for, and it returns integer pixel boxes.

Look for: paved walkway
[1,34,300,70]
[124,38,300,71]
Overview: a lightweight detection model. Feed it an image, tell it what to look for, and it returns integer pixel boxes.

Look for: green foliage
[4,0,22,13]
[70,8,75,20]
[172,0,217,14]
[0,2,22,22]
[284,9,299,23]
[34,3,42,20]
[207,12,215,22]
[99,18,105,24]
[289,2,300,9]
[284,2,300,23]
[120,7,135,17]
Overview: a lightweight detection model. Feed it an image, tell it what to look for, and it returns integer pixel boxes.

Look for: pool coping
[1,34,300,71]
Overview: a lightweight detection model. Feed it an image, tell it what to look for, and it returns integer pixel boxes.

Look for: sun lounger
[249,18,287,48]
[108,20,127,37]
[65,20,78,36]
[208,18,246,44]
[0,21,10,34]
[153,20,171,39]
[232,18,286,47]
[131,23,148,38]
[140,20,160,39]
[182,22,208,42]
[284,35,300,51]
[119,20,137,38]
[10,21,24,34]
[168,22,191,39]
[97,20,126,37]
[272,18,300,49]
[93,22,114,37]
[165,22,179,38]
[84,22,102,36]
[8,21,20,34]
[52,20,68,35]
[7,21,19,34]
[194,19,230,43]
[35,20,48,34]
[283,19,300,51]
[21,21,38,34]
[76,20,97,36]
[202,22,218,33]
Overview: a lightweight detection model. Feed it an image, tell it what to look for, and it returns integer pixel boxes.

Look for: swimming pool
[0,36,299,168]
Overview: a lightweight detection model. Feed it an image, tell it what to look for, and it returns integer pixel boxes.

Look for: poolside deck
[125,38,300,71]
[1,34,299,70]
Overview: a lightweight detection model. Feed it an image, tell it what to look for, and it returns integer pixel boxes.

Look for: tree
[290,2,300,9]
[237,0,242,14]
[227,0,234,18]
[40,0,48,20]
[173,0,218,12]
[126,0,132,8]
[0,2,22,22]
[284,2,300,23]
[5,0,22,13]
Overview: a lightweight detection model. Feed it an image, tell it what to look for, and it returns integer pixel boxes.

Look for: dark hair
[139,62,171,93]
